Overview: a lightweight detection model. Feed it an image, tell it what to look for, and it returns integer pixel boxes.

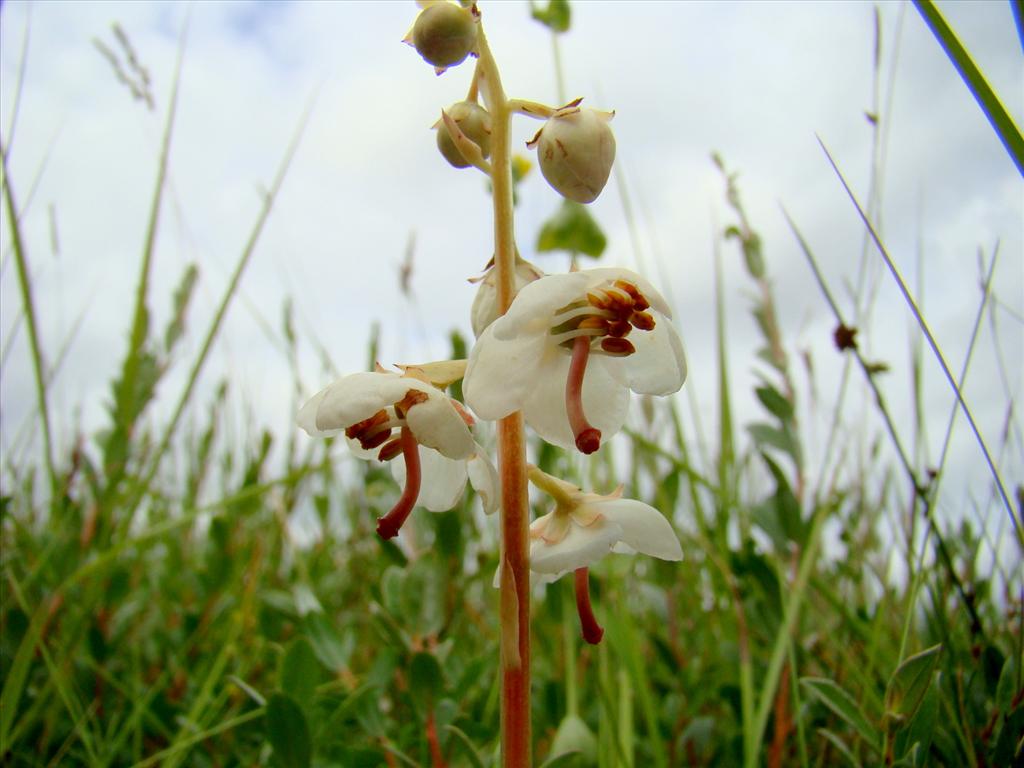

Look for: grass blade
[0,145,57,493]
[912,0,1024,175]
[816,137,1019,540]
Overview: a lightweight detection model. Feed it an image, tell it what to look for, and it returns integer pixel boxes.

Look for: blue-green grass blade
[913,0,1024,175]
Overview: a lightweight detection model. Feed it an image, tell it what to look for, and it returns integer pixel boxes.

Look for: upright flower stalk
[303,6,686,764]
[474,23,532,767]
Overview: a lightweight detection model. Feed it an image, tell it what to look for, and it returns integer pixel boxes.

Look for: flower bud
[470,257,544,337]
[436,101,492,169]
[530,107,615,204]
[410,3,478,71]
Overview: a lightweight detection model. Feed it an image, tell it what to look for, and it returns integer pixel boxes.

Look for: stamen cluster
[550,278,656,358]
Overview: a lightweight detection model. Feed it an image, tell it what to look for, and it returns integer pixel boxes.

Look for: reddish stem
[574,567,604,645]
[566,336,601,454]
[375,427,420,540]
[426,710,447,768]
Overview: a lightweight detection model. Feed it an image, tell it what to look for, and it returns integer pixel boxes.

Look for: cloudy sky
[1,1,1021,550]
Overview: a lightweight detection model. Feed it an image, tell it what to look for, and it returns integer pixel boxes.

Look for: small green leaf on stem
[801,677,879,752]
[531,0,571,33]
[537,199,606,258]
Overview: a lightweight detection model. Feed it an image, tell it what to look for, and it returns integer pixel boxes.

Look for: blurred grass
[2,5,1023,768]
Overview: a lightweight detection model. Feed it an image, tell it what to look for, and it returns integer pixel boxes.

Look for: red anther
[377,436,403,462]
[615,279,649,311]
[629,310,655,331]
[587,291,612,310]
[566,336,602,455]
[375,427,421,540]
[577,315,608,331]
[359,428,393,451]
[394,389,429,419]
[607,319,632,338]
[600,337,636,356]
[345,409,389,442]
[574,567,604,645]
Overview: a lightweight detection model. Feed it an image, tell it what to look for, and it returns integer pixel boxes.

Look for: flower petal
[464,323,548,420]
[297,388,338,436]
[490,271,592,341]
[307,372,409,433]
[529,518,623,577]
[593,498,683,561]
[391,446,467,512]
[467,447,499,514]
[521,353,629,450]
[614,312,687,395]
[403,384,474,459]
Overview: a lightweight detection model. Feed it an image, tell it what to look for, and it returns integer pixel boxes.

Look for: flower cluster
[298,2,687,646]
[298,365,496,539]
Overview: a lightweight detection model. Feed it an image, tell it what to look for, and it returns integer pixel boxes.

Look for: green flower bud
[530,106,616,204]
[410,3,478,71]
[436,101,493,169]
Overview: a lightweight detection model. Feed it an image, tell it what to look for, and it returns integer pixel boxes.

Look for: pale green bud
[530,106,616,204]
[410,3,478,71]
[436,101,493,169]
[549,714,598,762]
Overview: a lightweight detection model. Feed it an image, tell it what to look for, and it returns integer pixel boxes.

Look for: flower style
[526,466,683,643]
[463,267,686,454]
[298,364,496,539]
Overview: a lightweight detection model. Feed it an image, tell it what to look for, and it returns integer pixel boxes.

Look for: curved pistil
[566,336,601,454]
[574,567,604,644]
[375,426,421,540]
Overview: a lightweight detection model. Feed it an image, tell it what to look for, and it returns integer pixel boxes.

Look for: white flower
[463,267,686,453]
[469,256,544,338]
[298,366,497,538]
[525,468,683,579]
[514,466,683,644]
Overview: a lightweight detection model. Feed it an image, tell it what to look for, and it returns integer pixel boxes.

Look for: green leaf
[301,613,353,673]
[409,651,444,711]
[816,728,862,768]
[755,384,793,422]
[536,199,606,258]
[758,452,804,548]
[893,678,938,767]
[531,0,571,33]
[742,232,765,278]
[279,636,320,705]
[265,693,312,768]
[747,422,798,460]
[164,263,198,352]
[549,713,597,762]
[801,677,879,752]
[884,644,940,724]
